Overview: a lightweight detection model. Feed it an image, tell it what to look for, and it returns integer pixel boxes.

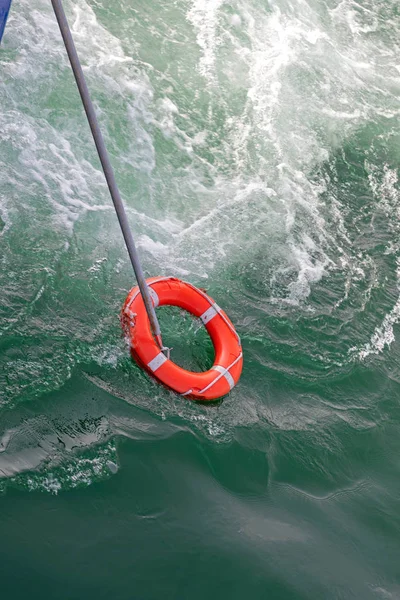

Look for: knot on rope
[161,346,172,360]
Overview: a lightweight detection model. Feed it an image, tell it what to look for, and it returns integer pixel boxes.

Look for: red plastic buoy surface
[121,277,243,401]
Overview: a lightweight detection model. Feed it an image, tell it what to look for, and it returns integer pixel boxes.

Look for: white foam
[187,0,226,83]
[183,0,400,305]
[230,14,242,28]
[352,164,400,360]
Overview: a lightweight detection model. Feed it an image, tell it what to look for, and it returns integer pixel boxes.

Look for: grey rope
[51,0,163,349]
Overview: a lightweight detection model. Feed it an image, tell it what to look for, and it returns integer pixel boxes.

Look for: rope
[51,0,163,349]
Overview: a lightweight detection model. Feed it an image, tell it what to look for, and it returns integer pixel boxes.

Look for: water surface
[0,0,400,597]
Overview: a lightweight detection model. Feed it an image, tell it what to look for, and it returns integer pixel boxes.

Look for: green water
[1,0,400,597]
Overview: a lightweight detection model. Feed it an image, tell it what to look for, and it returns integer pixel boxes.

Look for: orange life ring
[121,277,243,401]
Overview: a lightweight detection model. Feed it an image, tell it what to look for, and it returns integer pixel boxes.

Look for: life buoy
[121,277,243,401]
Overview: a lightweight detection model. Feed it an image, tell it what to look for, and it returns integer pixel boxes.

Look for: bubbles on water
[187,0,226,84]
[350,161,400,361]
[19,440,119,494]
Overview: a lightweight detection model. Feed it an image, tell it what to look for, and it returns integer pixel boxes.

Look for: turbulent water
[0,0,400,597]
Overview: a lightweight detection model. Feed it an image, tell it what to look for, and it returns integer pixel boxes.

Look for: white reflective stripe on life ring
[212,364,235,390]
[200,304,219,325]
[147,352,167,372]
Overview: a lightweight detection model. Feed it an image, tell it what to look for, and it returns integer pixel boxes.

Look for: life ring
[121,277,243,401]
